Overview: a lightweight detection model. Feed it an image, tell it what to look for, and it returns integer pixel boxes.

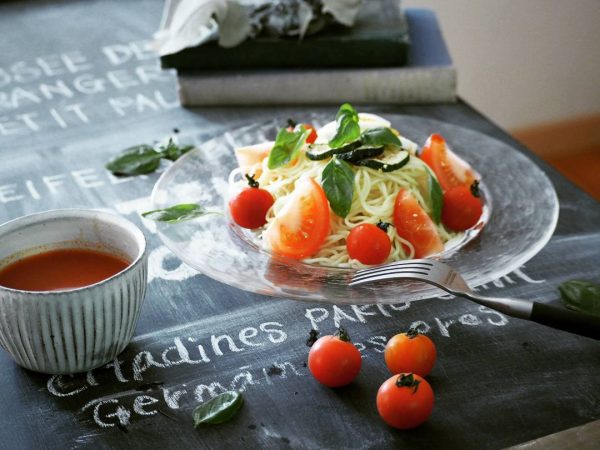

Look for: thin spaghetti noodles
[229,121,460,268]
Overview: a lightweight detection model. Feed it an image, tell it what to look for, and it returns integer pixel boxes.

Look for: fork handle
[463,294,600,340]
[530,302,600,340]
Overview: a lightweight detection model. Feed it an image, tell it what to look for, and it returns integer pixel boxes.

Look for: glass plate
[150,114,558,304]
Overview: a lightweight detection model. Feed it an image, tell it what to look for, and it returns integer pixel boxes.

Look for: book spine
[177,67,457,106]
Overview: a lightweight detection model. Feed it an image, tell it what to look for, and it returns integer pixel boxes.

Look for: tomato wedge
[264,177,330,259]
[393,189,444,258]
[420,134,477,192]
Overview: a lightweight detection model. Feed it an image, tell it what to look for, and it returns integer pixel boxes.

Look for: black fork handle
[530,302,600,340]
[461,293,600,340]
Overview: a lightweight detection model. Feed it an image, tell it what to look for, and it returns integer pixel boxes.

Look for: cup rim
[0,208,147,296]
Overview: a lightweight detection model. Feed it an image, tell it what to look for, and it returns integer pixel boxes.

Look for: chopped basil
[142,203,218,223]
[267,126,311,169]
[360,127,402,148]
[321,158,355,218]
[193,391,244,426]
[328,103,361,149]
[559,280,600,316]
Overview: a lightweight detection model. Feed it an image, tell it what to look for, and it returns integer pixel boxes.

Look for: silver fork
[350,259,600,340]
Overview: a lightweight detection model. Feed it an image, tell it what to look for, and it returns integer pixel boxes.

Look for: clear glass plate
[150,114,559,304]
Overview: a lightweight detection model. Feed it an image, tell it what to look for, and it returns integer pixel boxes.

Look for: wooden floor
[545,150,600,201]
[511,114,600,201]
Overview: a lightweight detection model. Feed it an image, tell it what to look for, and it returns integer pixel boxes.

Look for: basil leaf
[267,127,311,169]
[559,280,600,316]
[329,103,360,149]
[427,171,443,223]
[360,127,402,148]
[193,391,244,426]
[159,139,195,161]
[105,145,163,176]
[322,158,355,217]
[142,204,216,223]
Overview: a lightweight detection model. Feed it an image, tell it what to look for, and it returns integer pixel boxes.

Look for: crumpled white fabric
[152,0,227,56]
[152,0,362,56]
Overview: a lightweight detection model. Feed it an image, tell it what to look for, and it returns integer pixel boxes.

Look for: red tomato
[304,124,318,144]
[384,329,437,377]
[442,183,483,231]
[393,189,444,258]
[420,134,477,192]
[308,328,362,387]
[346,223,392,265]
[377,373,435,430]
[264,177,330,259]
[229,183,274,229]
[286,123,318,144]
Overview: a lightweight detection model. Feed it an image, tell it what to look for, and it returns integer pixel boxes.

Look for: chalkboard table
[0,1,598,449]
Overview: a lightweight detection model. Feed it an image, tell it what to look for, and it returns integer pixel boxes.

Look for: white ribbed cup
[0,209,147,374]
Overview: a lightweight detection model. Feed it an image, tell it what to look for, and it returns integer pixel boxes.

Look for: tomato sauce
[0,248,130,291]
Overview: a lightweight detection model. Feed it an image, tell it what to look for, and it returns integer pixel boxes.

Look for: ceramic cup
[0,209,147,374]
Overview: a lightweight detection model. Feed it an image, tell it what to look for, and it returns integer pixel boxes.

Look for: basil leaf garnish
[193,391,244,426]
[427,171,443,223]
[329,103,361,149]
[106,140,196,176]
[105,145,163,176]
[322,158,355,218]
[159,139,195,161]
[360,127,402,148]
[142,203,217,223]
[559,280,600,316]
[267,126,311,169]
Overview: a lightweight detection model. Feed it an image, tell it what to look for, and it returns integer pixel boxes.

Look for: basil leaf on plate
[360,127,402,148]
[427,171,443,223]
[329,103,361,149]
[142,203,216,223]
[193,391,244,426]
[159,139,195,161]
[105,145,163,176]
[559,280,600,316]
[322,158,355,218]
[267,126,311,169]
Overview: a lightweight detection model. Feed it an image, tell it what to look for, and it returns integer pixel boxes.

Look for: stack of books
[158,3,456,106]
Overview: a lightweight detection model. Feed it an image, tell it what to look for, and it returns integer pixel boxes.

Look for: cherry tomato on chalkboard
[384,328,437,377]
[308,327,362,387]
[229,174,274,229]
[377,373,434,429]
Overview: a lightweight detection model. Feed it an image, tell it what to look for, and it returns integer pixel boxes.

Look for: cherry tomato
[442,182,483,231]
[346,223,392,265]
[420,134,477,192]
[377,373,434,430]
[384,328,437,377]
[264,177,330,259]
[229,175,274,229]
[393,189,444,258]
[308,327,362,387]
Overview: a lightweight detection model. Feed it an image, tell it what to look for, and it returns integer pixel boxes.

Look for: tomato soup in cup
[0,209,148,374]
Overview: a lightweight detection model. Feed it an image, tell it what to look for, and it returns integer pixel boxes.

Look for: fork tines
[350,259,434,286]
